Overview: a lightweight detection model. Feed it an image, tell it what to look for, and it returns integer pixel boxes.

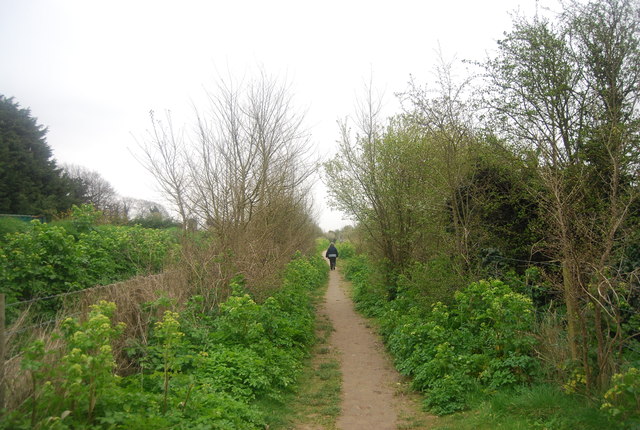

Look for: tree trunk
[562,260,580,361]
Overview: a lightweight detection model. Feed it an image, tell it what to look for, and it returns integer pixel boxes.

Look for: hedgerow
[342,249,538,415]
[0,205,178,317]
[3,253,328,429]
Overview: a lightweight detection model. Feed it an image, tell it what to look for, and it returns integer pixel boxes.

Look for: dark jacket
[325,244,338,258]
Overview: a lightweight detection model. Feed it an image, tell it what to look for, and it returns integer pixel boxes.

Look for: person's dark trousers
[329,257,336,270]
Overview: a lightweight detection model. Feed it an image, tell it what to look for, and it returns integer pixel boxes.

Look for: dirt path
[322,267,435,430]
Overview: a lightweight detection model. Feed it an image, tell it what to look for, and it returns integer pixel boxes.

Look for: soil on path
[323,266,435,430]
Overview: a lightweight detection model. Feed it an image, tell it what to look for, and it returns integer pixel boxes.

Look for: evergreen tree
[0,95,82,215]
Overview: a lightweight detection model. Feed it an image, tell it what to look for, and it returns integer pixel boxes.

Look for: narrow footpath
[322,265,434,430]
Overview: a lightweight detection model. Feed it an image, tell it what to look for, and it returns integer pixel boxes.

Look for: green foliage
[601,367,640,427]
[433,384,615,430]
[57,302,125,421]
[0,95,84,215]
[0,216,30,240]
[12,301,124,428]
[343,254,389,317]
[150,310,185,413]
[335,241,356,259]
[400,280,538,413]
[316,237,330,253]
[128,206,179,230]
[344,247,539,415]
[0,221,86,309]
[324,115,443,270]
[69,204,101,233]
[5,252,329,429]
[458,144,544,270]
[0,214,177,317]
[396,256,467,307]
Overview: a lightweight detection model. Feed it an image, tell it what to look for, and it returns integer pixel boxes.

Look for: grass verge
[432,384,613,430]
[262,278,342,429]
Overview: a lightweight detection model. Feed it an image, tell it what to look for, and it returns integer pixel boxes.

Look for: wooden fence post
[0,293,5,410]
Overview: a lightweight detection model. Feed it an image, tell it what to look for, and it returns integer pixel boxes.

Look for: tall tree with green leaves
[483,0,640,387]
[0,95,81,215]
[324,65,540,292]
[324,83,434,288]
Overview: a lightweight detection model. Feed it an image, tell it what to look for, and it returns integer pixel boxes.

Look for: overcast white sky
[0,0,558,231]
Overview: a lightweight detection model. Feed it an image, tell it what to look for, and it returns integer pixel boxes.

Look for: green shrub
[15,301,124,428]
[602,367,640,428]
[336,241,356,259]
[398,280,538,413]
[343,254,390,317]
[6,252,329,429]
[396,256,466,306]
[424,372,477,415]
[0,216,30,241]
[0,221,86,310]
[0,218,177,318]
[346,253,540,416]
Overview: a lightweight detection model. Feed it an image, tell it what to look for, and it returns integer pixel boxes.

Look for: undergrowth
[340,245,633,428]
[0,205,178,320]
[432,384,613,430]
[2,252,329,429]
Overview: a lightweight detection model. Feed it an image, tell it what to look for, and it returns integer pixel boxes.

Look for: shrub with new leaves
[391,280,538,414]
[0,207,177,319]
[15,301,124,427]
[601,367,640,427]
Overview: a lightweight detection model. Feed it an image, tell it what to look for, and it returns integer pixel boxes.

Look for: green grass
[262,280,342,429]
[285,313,341,429]
[432,384,616,430]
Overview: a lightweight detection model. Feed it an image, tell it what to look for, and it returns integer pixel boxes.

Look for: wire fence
[5,272,169,310]
[6,284,120,309]
[0,271,181,409]
[2,272,171,337]
[11,312,83,335]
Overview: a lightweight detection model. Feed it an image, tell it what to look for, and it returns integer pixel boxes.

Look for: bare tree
[136,70,318,295]
[135,111,191,228]
[62,164,118,212]
[190,71,314,235]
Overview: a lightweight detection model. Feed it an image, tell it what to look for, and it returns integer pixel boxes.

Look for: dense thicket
[2,253,328,429]
[483,0,640,388]
[0,205,178,318]
[326,0,640,417]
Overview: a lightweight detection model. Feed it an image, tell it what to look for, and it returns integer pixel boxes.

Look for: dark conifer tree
[0,95,83,215]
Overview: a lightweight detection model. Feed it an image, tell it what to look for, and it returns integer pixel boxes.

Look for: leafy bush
[12,301,124,428]
[396,280,538,413]
[396,257,466,306]
[336,241,356,259]
[0,214,177,317]
[342,254,389,317]
[5,252,329,429]
[601,367,640,428]
[0,221,86,308]
[0,216,30,241]
[343,248,539,415]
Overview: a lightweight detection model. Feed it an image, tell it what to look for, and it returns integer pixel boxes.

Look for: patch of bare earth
[320,266,436,430]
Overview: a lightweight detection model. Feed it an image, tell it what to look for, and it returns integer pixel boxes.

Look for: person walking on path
[325,242,339,270]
